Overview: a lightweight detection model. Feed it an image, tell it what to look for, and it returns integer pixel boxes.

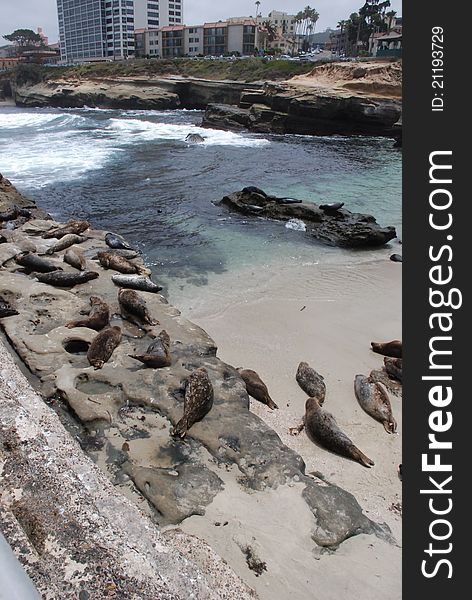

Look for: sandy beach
[171,255,402,600]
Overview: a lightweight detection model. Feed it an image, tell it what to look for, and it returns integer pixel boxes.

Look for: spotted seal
[237,368,278,409]
[87,325,122,369]
[354,374,397,434]
[296,361,326,405]
[66,296,110,331]
[172,367,214,438]
[129,330,171,368]
[43,219,90,239]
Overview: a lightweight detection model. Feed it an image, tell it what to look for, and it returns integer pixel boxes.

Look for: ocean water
[0,106,401,294]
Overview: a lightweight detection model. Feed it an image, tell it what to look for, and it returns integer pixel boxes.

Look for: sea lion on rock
[129,330,171,368]
[185,133,205,143]
[242,186,267,197]
[66,296,110,331]
[354,374,397,434]
[34,270,99,287]
[43,219,90,239]
[371,339,402,358]
[45,234,87,255]
[384,357,402,383]
[291,397,374,468]
[15,251,62,273]
[319,202,344,212]
[64,247,86,271]
[296,362,326,405]
[0,297,19,318]
[173,367,214,438]
[105,232,136,251]
[97,251,146,275]
[390,254,402,263]
[118,288,159,327]
[87,325,122,369]
[237,368,278,409]
[112,274,162,293]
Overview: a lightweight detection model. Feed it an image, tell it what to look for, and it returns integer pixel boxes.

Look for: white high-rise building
[57,0,183,63]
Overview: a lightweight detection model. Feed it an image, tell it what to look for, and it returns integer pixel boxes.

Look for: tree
[295,6,320,50]
[3,29,43,57]
[258,20,278,52]
[386,10,397,32]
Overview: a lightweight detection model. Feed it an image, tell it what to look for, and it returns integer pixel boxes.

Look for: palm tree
[337,20,347,55]
[295,6,319,50]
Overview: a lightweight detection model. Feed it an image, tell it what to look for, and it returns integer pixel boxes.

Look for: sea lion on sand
[185,133,205,143]
[172,367,214,438]
[43,219,90,239]
[66,296,110,331]
[111,274,162,293]
[105,232,136,251]
[45,234,87,255]
[0,297,19,318]
[390,254,402,263]
[87,325,122,369]
[15,251,62,273]
[118,288,159,327]
[384,357,402,383]
[129,330,171,368]
[34,270,99,287]
[354,374,397,434]
[371,339,402,358]
[296,361,326,405]
[319,202,344,212]
[97,251,146,275]
[237,368,278,409]
[64,247,86,270]
[290,397,374,468]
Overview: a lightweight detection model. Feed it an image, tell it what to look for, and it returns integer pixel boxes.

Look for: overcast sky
[1,0,402,44]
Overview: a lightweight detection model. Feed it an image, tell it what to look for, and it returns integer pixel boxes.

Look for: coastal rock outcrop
[218,188,397,247]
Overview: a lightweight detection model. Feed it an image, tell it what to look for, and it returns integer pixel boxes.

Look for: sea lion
[0,205,32,222]
[111,274,162,293]
[129,330,171,368]
[118,288,159,327]
[354,374,397,434]
[64,247,86,271]
[34,270,99,287]
[237,368,278,409]
[66,296,110,331]
[105,232,136,251]
[296,361,326,405]
[319,202,344,212]
[97,251,146,275]
[242,186,267,197]
[0,297,19,318]
[390,254,402,263]
[15,251,62,273]
[371,339,402,358]
[172,367,214,438]
[185,133,205,143]
[87,325,122,369]
[384,357,402,383]
[291,397,374,468]
[45,234,87,255]
[42,219,90,239]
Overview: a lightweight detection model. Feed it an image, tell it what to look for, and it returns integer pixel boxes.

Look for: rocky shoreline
[0,174,394,597]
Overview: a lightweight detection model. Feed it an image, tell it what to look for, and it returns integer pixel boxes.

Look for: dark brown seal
[296,361,326,405]
[0,296,19,318]
[87,325,122,369]
[384,357,402,383]
[34,270,99,287]
[66,296,110,331]
[64,247,86,271]
[237,368,278,409]
[43,219,90,239]
[173,367,214,438]
[118,288,159,327]
[291,397,374,468]
[371,339,402,358]
[15,251,62,273]
[354,374,397,434]
[129,330,171,368]
[97,251,145,275]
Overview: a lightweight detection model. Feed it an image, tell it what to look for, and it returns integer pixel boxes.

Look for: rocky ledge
[218,187,397,247]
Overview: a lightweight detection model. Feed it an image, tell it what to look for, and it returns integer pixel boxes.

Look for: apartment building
[57,0,183,63]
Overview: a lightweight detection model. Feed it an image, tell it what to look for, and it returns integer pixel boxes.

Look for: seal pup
[129,330,171,368]
[64,247,86,271]
[290,397,374,468]
[66,296,110,331]
[172,367,214,438]
[0,296,19,318]
[112,274,162,293]
[34,270,99,287]
[371,339,402,358]
[354,374,397,434]
[43,219,90,239]
[105,232,136,251]
[87,325,122,369]
[296,361,326,405]
[185,133,205,143]
[384,357,402,383]
[237,368,278,409]
[319,202,344,212]
[97,251,147,275]
[118,288,159,327]
[15,251,62,273]
[45,234,87,255]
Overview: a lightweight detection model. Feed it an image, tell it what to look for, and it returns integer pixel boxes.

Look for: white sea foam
[0,111,60,129]
[285,218,307,232]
